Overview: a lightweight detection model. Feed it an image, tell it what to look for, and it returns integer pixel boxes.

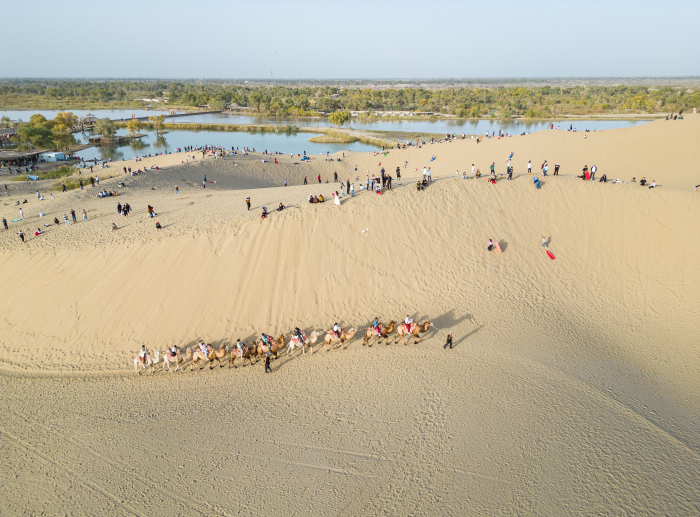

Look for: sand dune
[1,116,699,515]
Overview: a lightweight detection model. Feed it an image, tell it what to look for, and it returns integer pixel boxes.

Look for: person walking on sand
[318,174,321,184]
[17,229,24,242]
[19,208,23,220]
[175,185,179,195]
[488,239,494,251]
[443,331,453,349]
[527,160,532,174]
[202,180,206,189]
[71,209,76,223]
[350,183,355,197]
[304,176,307,185]
[62,182,67,192]
[82,209,87,222]
[264,353,272,373]
[64,214,70,226]
[590,164,597,181]
[3,217,7,230]
[554,163,560,175]
[245,196,251,210]
[36,190,40,199]
[542,236,548,247]
[427,167,432,182]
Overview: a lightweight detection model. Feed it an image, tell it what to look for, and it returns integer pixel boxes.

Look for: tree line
[1,80,698,118]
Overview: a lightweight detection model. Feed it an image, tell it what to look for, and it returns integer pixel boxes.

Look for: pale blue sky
[3,0,698,78]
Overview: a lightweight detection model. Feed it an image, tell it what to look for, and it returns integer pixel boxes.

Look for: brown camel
[228,342,257,368]
[394,321,432,345]
[362,320,395,346]
[257,334,285,360]
[324,328,358,351]
[207,344,229,369]
[191,344,211,371]
[287,330,321,357]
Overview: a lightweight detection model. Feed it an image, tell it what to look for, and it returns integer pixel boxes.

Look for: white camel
[287,330,321,357]
[162,348,185,373]
[132,350,161,374]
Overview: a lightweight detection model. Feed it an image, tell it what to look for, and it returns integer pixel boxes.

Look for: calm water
[2,109,651,135]
[71,128,377,162]
[173,112,651,134]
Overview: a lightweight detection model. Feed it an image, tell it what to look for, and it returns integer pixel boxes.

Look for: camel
[394,321,432,345]
[257,334,285,360]
[324,328,358,351]
[207,344,229,369]
[287,330,321,357]
[191,344,211,371]
[228,342,257,368]
[362,321,395,346]
[162,347,185,373]
[132,350,160,374]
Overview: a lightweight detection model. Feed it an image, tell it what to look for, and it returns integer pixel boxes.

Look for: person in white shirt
[404,315,413,331]
[527,161,532,174]
[422,168,427,180]
[471,164,475,177]
[332,323,341,339]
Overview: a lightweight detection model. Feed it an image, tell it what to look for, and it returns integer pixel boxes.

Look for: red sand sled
[546,250,555,260]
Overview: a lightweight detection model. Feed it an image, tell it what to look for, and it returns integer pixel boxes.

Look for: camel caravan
[132,319,432,374]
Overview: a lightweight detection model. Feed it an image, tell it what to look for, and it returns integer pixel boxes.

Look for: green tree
[148,114,166,134]
[12,125,54,150]
[126,119,142,135]
[52,127,76,150]
[328,110,350,128]
[94,118,116,138]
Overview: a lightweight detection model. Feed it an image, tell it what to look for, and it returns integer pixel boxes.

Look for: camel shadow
[431,309,475,332]
[451,325,484,349]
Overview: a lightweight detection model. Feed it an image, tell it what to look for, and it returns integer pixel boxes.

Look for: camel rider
[139,345,148,364]
[333,323,342,339]
[236,339,245,356]
[170,345,178,357]
[405,315,413,332]
[294,327,304,342]
[198,340,208,356]
[372,318,380,334]
[261,333,271,350]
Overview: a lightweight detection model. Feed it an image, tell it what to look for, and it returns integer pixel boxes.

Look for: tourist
[71,209,76,223]
[246,196,251,210]
[527,161,532,174]
[488,239,494,251]
[590,164,597,181]
[350,183,355,197]
[443,332,453,349]
[82,209,87,222]
[542,236,548,247]
[17,229,24,242]
[554,163,560,175]
[2,217,7,230]
[175,185,179,194]
[64,214,70,226]
[19,208,23,220]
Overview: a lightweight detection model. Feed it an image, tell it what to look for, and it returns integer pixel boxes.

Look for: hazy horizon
[2,0,698,79]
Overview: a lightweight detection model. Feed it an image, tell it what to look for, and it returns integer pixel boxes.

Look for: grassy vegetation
[308,131,357,144]
[10,165,76,182]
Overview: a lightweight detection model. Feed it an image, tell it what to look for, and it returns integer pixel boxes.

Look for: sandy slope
[1,116,699,516]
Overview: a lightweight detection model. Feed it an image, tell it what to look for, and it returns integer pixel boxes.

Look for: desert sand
[1,117,699,516]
